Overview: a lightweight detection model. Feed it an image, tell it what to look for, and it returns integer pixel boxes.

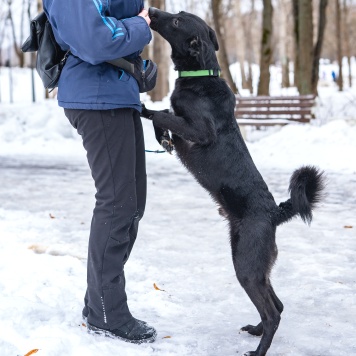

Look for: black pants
[65,108,146,330]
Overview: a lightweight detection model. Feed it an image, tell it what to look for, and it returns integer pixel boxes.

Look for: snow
[1,66,356,356]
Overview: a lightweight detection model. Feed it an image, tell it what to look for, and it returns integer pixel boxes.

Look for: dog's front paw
[141,103,156,120]
[154,126,174,154]
[218,207,228,218]
[160,135,174,154]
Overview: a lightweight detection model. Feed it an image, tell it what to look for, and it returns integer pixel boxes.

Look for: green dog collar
[178,69,221,78]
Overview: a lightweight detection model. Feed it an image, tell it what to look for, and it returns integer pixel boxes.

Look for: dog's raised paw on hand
[140,103,155,120]
[154,126,174,154]
[160,129,174,154]
[161,138,174,154]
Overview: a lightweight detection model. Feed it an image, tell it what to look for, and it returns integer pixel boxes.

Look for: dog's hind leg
[239,281,281,355]
[241,283,283,337]
[269,284,284,314]
[231,221,281,355]
[241,321,264,337]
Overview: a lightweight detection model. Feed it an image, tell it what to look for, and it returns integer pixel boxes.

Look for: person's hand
[138,9,151,26]
[141,103,155,120]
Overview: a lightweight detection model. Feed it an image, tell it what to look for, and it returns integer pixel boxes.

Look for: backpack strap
[106,58,134,73]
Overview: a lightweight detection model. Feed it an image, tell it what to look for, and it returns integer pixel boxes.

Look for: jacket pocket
[118,69,130,82]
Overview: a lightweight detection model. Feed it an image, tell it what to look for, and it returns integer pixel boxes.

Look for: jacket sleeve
[46,0,152,65]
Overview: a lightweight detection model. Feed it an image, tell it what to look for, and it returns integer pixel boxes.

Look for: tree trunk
[336,0,343,91]
[312,0,328,94]
[37,0,49,98]
[246,0,257,93]
[233,0,248,90]
[292,0,299,88]
[282,58,291,88]
[249,0,259,67]
[8,4,25,68]
[297,0,313,94]
[343,0,352,88]
[27,0,36,102]
[257,0,273,96]
[211,0,238,94]
[148,0,170,101]
[37,0,43,12]
[18,0,26,67]
[280,0,290,88]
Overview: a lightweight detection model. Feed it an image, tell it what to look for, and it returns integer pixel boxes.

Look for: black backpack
[21,12,157,93]
[21,11,68,90]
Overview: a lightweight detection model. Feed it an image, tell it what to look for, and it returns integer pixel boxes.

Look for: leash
[145,149,166,153]
[145,140,173,154]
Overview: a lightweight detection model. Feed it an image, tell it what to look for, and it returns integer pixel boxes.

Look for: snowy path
[0,151,355,356]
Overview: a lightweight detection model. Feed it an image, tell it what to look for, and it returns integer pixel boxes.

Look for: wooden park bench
[235,95,316,127]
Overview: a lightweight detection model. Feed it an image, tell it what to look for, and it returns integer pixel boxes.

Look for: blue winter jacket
[43,0,152,111]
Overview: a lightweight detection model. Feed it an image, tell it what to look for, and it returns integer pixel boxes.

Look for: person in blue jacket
[43,0,156,343]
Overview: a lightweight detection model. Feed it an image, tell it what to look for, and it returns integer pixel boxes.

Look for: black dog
[141,8,325,356]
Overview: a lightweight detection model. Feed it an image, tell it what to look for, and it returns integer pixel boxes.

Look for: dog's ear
[188,36,206,67]
[209,28,219,51]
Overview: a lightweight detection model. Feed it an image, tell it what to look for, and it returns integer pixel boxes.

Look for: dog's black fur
[142,8,325,356]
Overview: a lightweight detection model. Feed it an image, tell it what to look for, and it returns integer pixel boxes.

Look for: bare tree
[27,0,36,102]
[35,0,50,98]
[245,0,258,93]
[336,0,343,91]
[279,0,291,88]
[0,3,7,66]
[232,0,248,90]
[293,0,315,94]
[292,0,299,88]
[211,0,238,94]
[343,0,352,88]
[293,0,328,94]
[37,0,42,12]
[312,0,328,94]
[298,0,313,94]
[148,0,170,101]
[257,0,273,96]
[6,0,26,67]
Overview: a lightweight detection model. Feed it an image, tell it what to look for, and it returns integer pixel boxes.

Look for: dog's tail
[272,166,325,226]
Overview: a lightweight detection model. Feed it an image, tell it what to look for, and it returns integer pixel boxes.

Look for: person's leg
[124,110,147,264]
[65,108,145,330]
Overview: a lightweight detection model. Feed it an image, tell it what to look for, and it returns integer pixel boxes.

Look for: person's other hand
[138,9,151,26]
[140,103,155,119]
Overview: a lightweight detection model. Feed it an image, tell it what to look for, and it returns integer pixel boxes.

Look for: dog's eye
[173,18,179,27]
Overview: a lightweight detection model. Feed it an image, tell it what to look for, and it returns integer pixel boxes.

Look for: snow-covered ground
[1,66,356,356]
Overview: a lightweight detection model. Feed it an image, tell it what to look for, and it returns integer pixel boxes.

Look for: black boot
[87,318,157,344]
[82,312,148,326]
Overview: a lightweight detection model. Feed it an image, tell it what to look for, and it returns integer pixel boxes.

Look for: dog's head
[148,8,219,71]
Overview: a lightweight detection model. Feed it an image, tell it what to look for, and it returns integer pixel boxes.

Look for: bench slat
[237,95,315,101]
[236,102,314,108]
[236,109,312,116]
[237,117,311,123]
[237,121,289,126]
[234,95,316,127]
